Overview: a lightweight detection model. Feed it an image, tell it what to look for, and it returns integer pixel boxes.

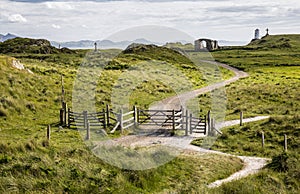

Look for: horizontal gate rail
[64,104,208,137]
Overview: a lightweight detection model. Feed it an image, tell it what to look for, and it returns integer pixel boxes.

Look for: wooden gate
[62,105,208,136]
[189,115,207,134]
[138,108,183,130]
[68,110,106,130]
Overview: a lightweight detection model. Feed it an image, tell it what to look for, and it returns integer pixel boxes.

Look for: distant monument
[194,39,219,51]
[254,29,260,39]
[94,42,97,51]
[266,28,269,36]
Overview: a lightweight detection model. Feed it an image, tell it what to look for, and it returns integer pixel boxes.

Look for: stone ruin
[194,39,219,51]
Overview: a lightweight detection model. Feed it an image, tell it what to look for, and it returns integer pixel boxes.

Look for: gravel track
[96,60,270,187]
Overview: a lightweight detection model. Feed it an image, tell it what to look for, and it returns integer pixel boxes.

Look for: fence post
[60,108,64,126]
[64,103,68,126]
[261,131,265,148]
[240,111,243,126]
[207,110,211,136]
[185,110,189,136]
[134,106,138,127]
[67,108,71,128]
[83,110,88,129]
[106,104,110,127]
[137,108,140,125]
[172,109,175,135]
[103,108,107,129]
[284,134,287,152]
[190,113,193,134]
[86,121,90,140]
[204,115,207,135]
[120,109,123,134]
[47,125,51,140]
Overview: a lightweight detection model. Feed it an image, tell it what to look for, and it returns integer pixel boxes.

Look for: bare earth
[96,60,270,188]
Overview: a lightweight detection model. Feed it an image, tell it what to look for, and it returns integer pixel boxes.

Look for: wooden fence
[67,110,106,129]
[189,114,207,135]
[60,104,218,138]
[138,109,183,131]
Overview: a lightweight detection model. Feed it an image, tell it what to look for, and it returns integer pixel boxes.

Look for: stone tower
[254,29,260,39]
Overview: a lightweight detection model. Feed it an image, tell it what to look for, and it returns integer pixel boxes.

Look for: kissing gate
[60,104,215,138]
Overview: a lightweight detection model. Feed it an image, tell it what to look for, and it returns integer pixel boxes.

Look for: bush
[267,152,289,172]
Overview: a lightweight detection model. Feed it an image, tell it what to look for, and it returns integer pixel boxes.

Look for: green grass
[0,43,240,193]
[0,138,243,193]
[2,34,299,193]
[191,34,300,193]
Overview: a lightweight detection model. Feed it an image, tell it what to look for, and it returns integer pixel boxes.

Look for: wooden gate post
[185,110,189,136]
[120,109,123,134]
[207,110,211,136]
[106,105,110,127]
[137,108,140,125]
[62,102,67,126]
[47,125,51,140]
[261,131,265,148]
[204,115,207,135]
[134,106,138,127]
[103,108,107,129]
[83,111,88,129]
[86,121,90,140]
[67,108,71,128]
[180,108,184,130]
[60,108,64,126]
[240,111,243,126]
[172,109,175,135]
[189,113,193,134]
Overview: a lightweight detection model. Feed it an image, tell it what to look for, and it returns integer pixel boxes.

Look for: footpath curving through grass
[192,34,300,193]
[0,40,241,193]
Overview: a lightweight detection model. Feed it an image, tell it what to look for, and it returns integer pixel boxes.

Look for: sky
[0,0,300,43]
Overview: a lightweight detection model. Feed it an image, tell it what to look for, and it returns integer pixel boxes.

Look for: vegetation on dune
[213,34,300,70]
[1,34,299,193]
[0,37,75,54]
[192,34,300,193]
[0,39,239,192]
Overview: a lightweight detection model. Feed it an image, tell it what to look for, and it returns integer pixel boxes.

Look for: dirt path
[151,60,248,110]
[150,60,270,188]
[96,60,270,187]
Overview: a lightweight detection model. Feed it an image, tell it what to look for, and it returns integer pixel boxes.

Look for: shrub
[267,152,289,172]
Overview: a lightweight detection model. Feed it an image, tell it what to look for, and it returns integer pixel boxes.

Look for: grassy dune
[192,34,300,193]
[0,42,240,193]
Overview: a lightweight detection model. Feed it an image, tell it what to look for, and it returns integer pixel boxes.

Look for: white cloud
[52,24,61,29]
[1,0,300,42]
[45,2,74,10]
[8,14,27,23]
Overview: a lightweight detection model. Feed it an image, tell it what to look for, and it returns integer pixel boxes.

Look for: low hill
[0,44,239,192]
[213,34,300,70]
[0,37,74,54]
[248,34,300,50]
[220,34,300,51]
[105,43,194,70]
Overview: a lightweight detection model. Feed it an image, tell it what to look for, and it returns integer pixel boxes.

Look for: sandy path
[152,60,270,188]
[151,60,248,110]
[96,60,270,187]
